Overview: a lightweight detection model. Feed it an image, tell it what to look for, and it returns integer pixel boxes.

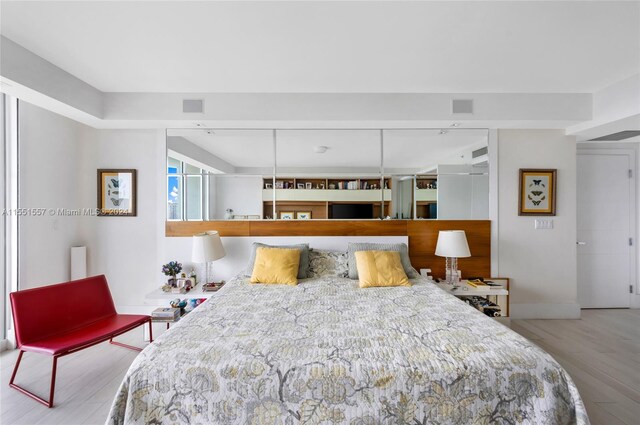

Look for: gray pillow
[246,243,310,279]
[347,242,419,279]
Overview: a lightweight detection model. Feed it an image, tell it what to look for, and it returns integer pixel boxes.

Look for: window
[167,156,208,221]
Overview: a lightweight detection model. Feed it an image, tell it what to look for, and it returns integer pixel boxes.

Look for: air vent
[588,131,640,141]
[183,99,204,113]
[472,146,488,159]
[452,99,474,114]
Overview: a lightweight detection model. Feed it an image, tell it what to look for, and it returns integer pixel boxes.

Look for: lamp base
[444,257,461,288]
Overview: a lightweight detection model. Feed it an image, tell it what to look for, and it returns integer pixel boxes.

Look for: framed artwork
[296,211,312,220]
[519,169,557,216]
[97,169,137,216]
[305,182,313,189]
[280,211,294,220]
[297,183,305,189]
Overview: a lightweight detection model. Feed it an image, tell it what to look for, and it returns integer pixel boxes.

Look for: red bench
[9,275,152,407]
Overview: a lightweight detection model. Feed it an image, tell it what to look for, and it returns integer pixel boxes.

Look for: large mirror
[166,128,489,220]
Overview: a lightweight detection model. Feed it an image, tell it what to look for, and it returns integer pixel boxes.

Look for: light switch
[535,219,553,230]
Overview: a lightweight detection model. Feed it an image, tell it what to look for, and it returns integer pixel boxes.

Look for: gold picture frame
[296,211,312,220]
[97,169,137,216]
[279,211,294,220]
[519,169,556,216]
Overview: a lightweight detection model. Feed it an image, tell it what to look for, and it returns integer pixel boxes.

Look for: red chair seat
[20,314,150,356]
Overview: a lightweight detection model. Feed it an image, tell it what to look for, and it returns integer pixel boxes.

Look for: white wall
[209,175,263,219]
[18,101,90,288]
[497,129,579,318]
[79,128,165,309]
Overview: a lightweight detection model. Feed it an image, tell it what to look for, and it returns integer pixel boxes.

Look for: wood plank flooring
[510,309,640,425]
[0,310,638,425]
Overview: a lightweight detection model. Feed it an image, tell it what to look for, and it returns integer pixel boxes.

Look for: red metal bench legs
[8,320,153,408]
[109,320,153,352]
[9,351,58,408]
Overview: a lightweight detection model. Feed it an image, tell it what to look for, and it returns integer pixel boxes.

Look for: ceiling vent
[588,131,640,141]
[452,99,474,114]
[471,146,489,166]
[183,99,204,113]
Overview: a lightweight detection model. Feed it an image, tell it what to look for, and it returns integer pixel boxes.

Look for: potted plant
[162,261,182,286]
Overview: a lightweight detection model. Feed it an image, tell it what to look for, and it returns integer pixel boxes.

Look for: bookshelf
[415,175,438,219]
[262,177,392,219]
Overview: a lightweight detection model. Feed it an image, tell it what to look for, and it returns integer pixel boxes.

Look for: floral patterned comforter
[107,274,589,425]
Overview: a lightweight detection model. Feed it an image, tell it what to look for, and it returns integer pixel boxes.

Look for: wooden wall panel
[250,220,407,236]
[165,221,250,237]
[407,220,491,279]
[166,219,491,278]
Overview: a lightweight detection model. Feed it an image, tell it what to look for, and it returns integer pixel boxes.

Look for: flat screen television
[331,203,373,219]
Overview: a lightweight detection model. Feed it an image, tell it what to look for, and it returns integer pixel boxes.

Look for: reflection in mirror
[166,128,489,221]
[166,129,274,220]
[383,129,489,219]
[389,176,415,219]
[271,130,383,220]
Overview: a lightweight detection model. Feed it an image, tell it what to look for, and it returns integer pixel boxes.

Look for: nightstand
[436,278,510,318]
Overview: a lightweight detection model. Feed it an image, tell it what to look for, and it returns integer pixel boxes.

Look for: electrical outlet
[534,219,553,230]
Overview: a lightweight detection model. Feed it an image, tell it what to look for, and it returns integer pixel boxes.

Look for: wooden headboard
[166,220,491,279]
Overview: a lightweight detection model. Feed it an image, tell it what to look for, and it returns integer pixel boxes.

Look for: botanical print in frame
[98,169,137,216]
[519,169,556,216]
[296,211,311,220]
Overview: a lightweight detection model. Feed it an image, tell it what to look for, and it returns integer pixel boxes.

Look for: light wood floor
[0,310,638,425]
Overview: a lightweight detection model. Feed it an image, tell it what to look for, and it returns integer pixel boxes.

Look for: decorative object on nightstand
[192,231,226,285]
[435,230,471,287]
[162,261,183,286]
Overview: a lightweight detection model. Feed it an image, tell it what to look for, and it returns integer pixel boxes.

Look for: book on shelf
[202,282,225,292]
[466,279,488,288]
[152,307,180,320]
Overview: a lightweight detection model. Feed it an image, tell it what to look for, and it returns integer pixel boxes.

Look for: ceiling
[1,1,638,94]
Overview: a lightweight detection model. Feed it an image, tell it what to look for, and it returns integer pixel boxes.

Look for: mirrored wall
[166,128,489,221]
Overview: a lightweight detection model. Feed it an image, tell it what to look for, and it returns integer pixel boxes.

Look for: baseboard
[510,302,581,319]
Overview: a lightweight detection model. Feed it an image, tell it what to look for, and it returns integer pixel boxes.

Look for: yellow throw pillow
[355,250,411,288]
[250,247,300,285]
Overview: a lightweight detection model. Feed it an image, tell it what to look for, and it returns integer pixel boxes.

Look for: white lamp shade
[435,230,471,258]
[192,231,226,263]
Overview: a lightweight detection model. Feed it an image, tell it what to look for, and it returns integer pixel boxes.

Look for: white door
[577,152,633,308]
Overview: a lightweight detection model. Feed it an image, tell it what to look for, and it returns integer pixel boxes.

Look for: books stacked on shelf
[202,281,225,292]
[151,307,180,321]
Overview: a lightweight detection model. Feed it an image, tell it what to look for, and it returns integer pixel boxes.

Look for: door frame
[577,147,637,307]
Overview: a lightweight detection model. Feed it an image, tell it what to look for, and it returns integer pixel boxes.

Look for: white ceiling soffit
[1,1,638,93]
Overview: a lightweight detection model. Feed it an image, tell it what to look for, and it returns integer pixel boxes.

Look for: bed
[107,252,589,425]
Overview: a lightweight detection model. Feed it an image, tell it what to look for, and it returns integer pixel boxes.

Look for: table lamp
[435,230,471,286]
[191,231,226,285]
